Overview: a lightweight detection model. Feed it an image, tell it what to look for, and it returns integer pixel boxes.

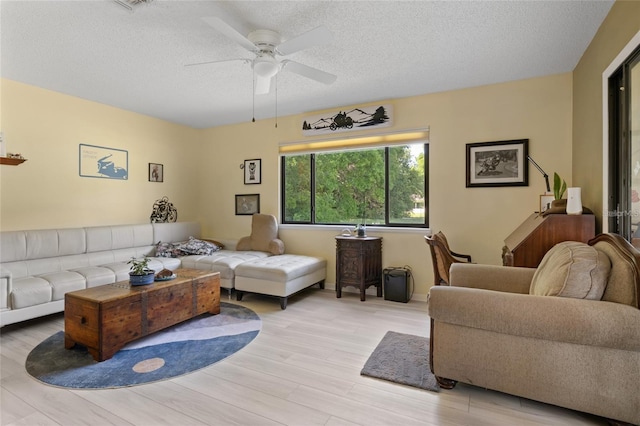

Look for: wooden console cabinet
[503,214,596,268]
[335,236,382,301]
[64,269,220,361]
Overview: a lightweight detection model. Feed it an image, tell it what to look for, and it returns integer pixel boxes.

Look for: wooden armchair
[425,231,472,285]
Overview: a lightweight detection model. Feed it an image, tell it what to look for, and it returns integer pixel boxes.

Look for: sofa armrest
[0,267,12,310]
[449,263,534,294]
[428,286,640,351]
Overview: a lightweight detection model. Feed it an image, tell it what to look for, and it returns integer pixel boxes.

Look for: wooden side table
[335,236,382,301]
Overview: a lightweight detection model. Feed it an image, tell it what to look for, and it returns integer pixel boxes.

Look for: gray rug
[360,330,440,392]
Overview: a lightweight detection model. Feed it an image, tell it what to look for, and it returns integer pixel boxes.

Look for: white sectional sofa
[0,221,325,326]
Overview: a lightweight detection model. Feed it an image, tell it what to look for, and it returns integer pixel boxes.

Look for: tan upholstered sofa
[427,233,640,425]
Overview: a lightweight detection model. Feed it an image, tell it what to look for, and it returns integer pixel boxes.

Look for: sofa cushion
[11,277,52,309]
[71,266,115,288]
[530,241,611,300]
[235,255,326,282]
[39,271,86,301]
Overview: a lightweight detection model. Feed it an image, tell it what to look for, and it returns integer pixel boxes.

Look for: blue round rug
[25,302,260,389]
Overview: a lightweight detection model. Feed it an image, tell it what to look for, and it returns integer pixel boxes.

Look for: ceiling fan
[188,15,337,95]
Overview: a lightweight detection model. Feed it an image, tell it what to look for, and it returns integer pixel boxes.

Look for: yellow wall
[573,0,640,224]
[1,72,573,301]
[199,73,574,299]
[2,2,637,301]
[0,79,201,230]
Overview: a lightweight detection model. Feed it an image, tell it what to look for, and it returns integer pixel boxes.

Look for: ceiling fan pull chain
[275,74,278,128]
[252,66,256,123]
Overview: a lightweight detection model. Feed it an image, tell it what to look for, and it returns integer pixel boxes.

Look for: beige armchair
[236,213,285,255]
[427,233,640,425]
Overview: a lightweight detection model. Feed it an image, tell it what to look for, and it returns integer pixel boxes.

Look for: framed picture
[79,144,128,180]
[235,194,260,215]
[540,194,554,213]
[243,159,261,184]
[149,163,163,182]
[466,139,529,187]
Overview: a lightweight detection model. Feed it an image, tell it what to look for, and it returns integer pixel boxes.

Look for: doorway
[609,45,640,247]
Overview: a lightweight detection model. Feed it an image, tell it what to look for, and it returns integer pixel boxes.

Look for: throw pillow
[202,239,225,250]
[530,241,611,300]
[175,237,221,256]
[155,241,183,258]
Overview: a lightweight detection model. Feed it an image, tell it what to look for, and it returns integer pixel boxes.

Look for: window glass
[281,142,427,227]
[282,154,311,223]
[315,148,385,225]
[388,144,426,225]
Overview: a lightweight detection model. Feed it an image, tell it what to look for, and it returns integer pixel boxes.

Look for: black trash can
[383,267,412,303]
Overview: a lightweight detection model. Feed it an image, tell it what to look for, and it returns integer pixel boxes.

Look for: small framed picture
[149,163,163,182]
[540,194,554,213]
[243,159,261,184]
[235,194,260,215]
[466,139,529,188]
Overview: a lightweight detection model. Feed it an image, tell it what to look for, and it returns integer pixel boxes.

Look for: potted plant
[551,172,567,209]
[127,256,155,285]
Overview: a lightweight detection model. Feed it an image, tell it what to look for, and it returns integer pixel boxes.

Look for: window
[281,137,428,227]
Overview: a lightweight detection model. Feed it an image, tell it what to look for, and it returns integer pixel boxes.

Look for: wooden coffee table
[64,268,220,361]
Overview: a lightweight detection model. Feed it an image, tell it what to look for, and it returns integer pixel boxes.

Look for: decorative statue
[150,196,177,223]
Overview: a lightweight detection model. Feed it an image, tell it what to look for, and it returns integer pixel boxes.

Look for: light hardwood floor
[1,289,609,426]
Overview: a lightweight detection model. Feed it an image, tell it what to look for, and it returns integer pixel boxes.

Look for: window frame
[280,142,429,228]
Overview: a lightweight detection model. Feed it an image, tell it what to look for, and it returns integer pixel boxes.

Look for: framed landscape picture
[466,139,529,188]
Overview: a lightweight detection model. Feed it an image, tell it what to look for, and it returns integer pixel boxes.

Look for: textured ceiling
[1,0,614,129]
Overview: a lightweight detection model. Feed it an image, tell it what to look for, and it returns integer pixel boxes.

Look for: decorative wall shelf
[0,157,27,166]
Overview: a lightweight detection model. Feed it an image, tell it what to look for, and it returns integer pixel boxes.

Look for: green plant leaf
[553,172,567,200]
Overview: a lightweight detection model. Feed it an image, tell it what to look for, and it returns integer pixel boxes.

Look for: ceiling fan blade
[281,60,337,85]
[275,26,332,56]
[254,75,273,95]
[184,58,250,68]
[201,16,257,53]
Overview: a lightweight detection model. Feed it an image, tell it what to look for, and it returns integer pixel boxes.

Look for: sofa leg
[279,297,287,310]
[435,376,457,389]
[318,280,325,289]
[236,291,244,302]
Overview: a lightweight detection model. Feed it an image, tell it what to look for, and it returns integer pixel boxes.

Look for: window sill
[279,224,431,235]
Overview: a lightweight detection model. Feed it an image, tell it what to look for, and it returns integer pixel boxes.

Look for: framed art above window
[466,139,529,188]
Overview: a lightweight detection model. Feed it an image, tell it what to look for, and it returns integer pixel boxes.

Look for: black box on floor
[383,267,411,303]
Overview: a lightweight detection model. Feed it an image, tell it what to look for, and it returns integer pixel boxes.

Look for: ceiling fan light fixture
[113,0,154,11]
[253,55,280,79]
